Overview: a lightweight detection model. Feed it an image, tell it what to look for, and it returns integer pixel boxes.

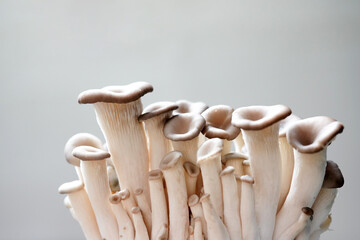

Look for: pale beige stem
[184,162,200,197]
[233,132,245,153]
[149,170,168,240]
[132,207,150,240]
[278,207,313,240]
[172,137,199,165]
[200,194,230,240]
[134,188,152,235]
[155,224,169,240]
[188,194,207,239]
[220,167,242,240]
[160,151,189,240]
[193,217,204,240]
[242,160,251,176]
[109,194,135,240]
[118,189,137,221]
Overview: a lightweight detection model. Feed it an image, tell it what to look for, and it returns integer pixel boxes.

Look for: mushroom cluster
[59,82,345,240]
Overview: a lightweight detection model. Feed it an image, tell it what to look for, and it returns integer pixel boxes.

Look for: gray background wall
[0,0,359,239]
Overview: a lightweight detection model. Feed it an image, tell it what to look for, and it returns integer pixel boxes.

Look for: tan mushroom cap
[232,105,292,131]
[202,105,241,140]
[220,166,235,177]
[109,193,121,204]
[131,206,141,214]
[159,151,183,171]
[221,152,248,165]
[58,180,84,194]
[64,133,103,167]
[322,160,344,189]
[197,138,223,163]
[286,116,344,153]
[119,189,131,200]
[188,194,199,207]
[240,175,254,184]
[164,113,206,141]
[173,100,208,115]
[139,101,178,121]
[78,82,153,104]
[279,114,301,137]
[148,169,163,180]
[72,146,110,161]
[183,162,200,177]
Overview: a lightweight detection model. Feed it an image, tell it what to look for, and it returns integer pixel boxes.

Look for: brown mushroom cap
[279,114,301,137]
[78,82,153,104]
[139,101,178,121]
[232,105,292,131]
[322,160,344,188]
[286,116,344,153]
[173,100,208,115]
[72,146,110,161]
[163,113,206,141]
[159,151,183,171]
[58,180,84,194]
[148,169,163,180]
[64,133,103,167]
[221,152,248,165]
[240,175,254,184]
[201,105,241,140]
[183,162,200,177]
[301,207,314,216]
[197,138,223,163]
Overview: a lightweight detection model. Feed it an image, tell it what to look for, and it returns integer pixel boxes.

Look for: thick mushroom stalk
[148,170,168,240]
[193,217,204,240]
[73,146,119,240]
[200,194,230,240]
[78,82,153,203]
[159,151,189,240]
[64,133,103,182]
[220,167,242,240]
[183,161,200,197]
[274,116,344,238]
[134,188,152,234]
[201,105,241,156]
[232,104,291,239]
[58,181,102,240]
[164,113,206,165]
[277,115,300,211]
[109,194,135,240]
[222,152,247,176]
[188,194,207,239]
[132,207,150,240]
[197,138,224,220]
[296,160,344,240]
[240,175,260,240]
[139,101,178,170]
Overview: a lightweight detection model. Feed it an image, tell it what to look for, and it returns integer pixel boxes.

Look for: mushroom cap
[279,114,301,137]
[72,146,110,161]
[322,160,344,188]
[197,138,223,163]
[64,133,103,167]
[183,162,200,177]
[78,82,153,104]
[131,206,141,214]
[148,169,163,180]
[188,194,199,207]
[159,151,183,171]
[119,189,131,200]
[134,188,144,195]
[109,193,121,204]
[201,105,241,140]
[240,175,254,184]
[164,113,206,141]
[173,100,208,115]
[286,116,344,153]
[58,180,84,194]
[232,105,292,130]
[139,101,178,121]
[220,166,235,176]
[301,207,314,216]
[221,152,248,165]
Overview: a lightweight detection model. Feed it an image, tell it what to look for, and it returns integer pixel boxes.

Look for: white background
[0,0,359,239]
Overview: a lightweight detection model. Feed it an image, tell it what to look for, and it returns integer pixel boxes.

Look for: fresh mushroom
[193,217,204,240]
[188,194,207,239]
[132,206,150,240]
[78,82,153,203]
[72,145,119,240]
[183,161,200,197]
[58,180,102,240]
[232,104,291,239]
[173,100,208,115]
[274,116,344,238]
[139,101,178,170]
[134,188,152,235]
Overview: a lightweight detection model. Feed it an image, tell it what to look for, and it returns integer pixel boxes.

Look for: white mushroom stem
[172,137,199,165]
[277,135,295,211]
[63,196,77,220]
[222,140,233,156]
[200,194,230,240]
[188,194,207,239]
[275,149,327,237]
[189,226,194,240]
[240,176,260,240]
[58,181,102,240]
[78,154,119,239]
[242,160,251,176]
[193,217,204,240]
[183,162,200,197]
[296,189,338,240]
[109,194,135,240]
[278,207,313,240]
[197,138,224,220]
[134,188,152,234]
[74,166,84,183]
[118,189,137,221]
[132,207,150,240]
[149,170,168,240]
[155,224,169,240]
[94,100,150,202]
[308,215,332,240]
[234,132,245,153]
[160,151,189,240]
[220,167,242,240]
[241,124,282,239]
